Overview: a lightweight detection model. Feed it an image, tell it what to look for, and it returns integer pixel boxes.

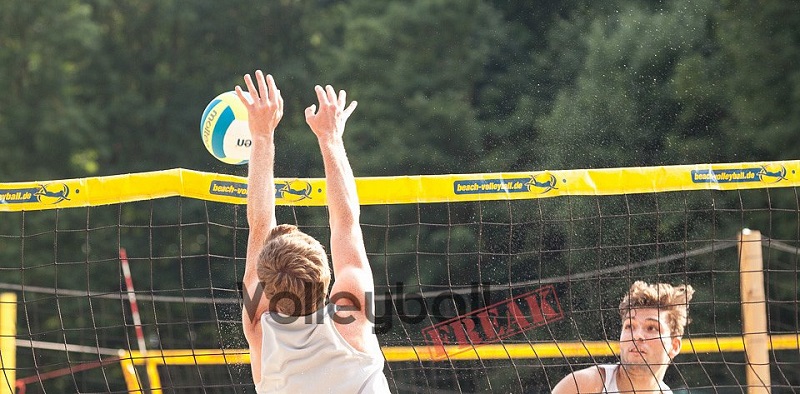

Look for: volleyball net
[1,160,799,393]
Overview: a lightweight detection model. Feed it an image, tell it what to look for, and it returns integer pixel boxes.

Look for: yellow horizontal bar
[1,160,798,211]
[382,341,619,361]
[122,349,250,366]
[120,334,799,365]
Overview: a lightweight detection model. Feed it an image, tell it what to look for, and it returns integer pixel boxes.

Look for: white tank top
[256,303,390,394]
[599,364,672,394]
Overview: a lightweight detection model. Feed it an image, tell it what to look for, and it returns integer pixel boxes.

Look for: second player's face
[619,308,678,372]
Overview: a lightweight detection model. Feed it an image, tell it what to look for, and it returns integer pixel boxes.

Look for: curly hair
[618,281,694,337]
[257,224,331,316]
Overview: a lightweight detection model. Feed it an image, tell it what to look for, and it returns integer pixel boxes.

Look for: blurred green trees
[1,0,796,179]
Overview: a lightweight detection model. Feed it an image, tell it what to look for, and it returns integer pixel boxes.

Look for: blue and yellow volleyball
[200,91,252,165]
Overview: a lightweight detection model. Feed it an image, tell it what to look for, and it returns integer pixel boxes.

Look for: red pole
[119,248,148,358]
[15,357,120,392]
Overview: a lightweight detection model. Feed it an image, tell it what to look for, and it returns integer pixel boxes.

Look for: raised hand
[236,70,283,138]
[304,85,357,142]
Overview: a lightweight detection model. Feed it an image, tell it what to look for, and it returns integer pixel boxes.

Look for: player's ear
[668,336,682,359]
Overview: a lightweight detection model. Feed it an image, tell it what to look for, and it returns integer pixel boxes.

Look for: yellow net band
[117,333,800,364]
[1,160,798,212]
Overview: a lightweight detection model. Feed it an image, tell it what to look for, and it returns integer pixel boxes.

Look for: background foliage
[3,0,797,182]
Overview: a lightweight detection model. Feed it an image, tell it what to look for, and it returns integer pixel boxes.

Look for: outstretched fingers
[244,73,259,102]
[256,70,269,103]
[304,83,357,138]
[234,85,251,106]
[235,71,283,136]
[237,71,284,110]
[315,85,330,107]
[325,85,337,106]
[304,104,317,119]
[266,74,282,106]
[343,100,358,119]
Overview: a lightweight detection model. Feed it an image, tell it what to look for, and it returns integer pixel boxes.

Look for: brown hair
[257,224,331,316]
[618,281,694,337]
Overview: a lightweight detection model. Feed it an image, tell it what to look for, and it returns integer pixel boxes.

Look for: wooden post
[738,229,771,394]
[0,293,16,394]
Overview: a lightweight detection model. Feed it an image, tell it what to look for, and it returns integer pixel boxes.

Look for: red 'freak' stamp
[421,284,564,360]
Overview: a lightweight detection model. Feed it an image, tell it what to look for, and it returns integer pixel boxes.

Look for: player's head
[619,281,694,337]
[617,281,694,369]
[258,224,331,316]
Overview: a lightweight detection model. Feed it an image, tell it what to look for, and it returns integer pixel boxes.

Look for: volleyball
[200,91,252,165]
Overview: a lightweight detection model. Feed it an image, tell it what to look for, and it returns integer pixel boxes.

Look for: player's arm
[235,70,283,380]
[303,85,374,340]
[551,367,605,394]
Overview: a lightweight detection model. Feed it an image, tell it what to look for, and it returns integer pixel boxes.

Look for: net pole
[0,293,16,394]
[120,249,148,357]
[120,248,163,393]
[738,229,771,394]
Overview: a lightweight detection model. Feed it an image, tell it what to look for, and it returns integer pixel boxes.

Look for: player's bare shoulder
[551,366,606,394]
